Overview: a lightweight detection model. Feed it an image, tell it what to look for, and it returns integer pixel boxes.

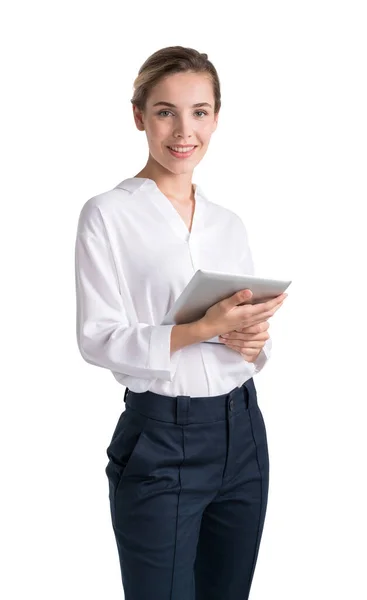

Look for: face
[133,71,219,176]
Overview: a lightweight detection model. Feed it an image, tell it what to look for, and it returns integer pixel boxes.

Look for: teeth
[169,146,195,153]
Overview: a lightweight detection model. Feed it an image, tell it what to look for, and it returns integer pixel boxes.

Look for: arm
[236,216,272,373]
[170,321,213,354]
[75,203,207,382]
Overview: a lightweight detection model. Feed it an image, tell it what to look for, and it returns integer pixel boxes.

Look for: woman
[75,46,286,600]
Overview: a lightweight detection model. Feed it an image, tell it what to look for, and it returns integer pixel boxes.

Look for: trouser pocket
[250,405,269,473]
[105,406,149,509]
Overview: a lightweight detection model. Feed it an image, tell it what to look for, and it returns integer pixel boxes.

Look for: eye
[157,110,208,118]
[157,110,173,117]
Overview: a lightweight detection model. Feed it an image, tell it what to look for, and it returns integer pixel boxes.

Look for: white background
[1,1,366,598]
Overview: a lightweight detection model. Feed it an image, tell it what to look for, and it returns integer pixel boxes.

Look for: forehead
[147,72,214,105]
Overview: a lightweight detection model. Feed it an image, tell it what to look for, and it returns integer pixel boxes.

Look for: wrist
[194,318,217,342]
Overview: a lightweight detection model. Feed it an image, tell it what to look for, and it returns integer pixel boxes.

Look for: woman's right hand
[200,289,288,338]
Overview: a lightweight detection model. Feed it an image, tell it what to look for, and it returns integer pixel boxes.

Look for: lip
[167,145,198,159]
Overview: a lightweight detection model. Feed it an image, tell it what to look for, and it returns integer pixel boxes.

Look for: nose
[173,115,194,140]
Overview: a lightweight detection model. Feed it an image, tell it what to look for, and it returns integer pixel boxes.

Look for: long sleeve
[253,337,272,373]
[236,215,272,373]
[74,204,181,381]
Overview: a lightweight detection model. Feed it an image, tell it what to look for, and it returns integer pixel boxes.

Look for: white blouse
[74,177,272,397]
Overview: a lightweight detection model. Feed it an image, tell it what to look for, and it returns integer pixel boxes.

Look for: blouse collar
[115,177,208,202]
[115,177,208,241]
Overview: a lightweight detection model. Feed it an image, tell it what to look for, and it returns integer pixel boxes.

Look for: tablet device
[160,269,292,344]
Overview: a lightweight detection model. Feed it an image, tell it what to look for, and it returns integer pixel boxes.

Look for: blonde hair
[130,46,221,114]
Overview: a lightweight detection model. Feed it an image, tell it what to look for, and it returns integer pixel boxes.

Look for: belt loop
[227,386,239,412]
[123,387,129,403]
[176,396,191,425]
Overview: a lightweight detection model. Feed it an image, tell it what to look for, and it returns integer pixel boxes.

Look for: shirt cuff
[148,325,182,382]
[253,337,272,374]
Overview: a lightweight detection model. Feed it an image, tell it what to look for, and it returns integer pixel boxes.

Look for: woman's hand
[200,289,287,339]
[219,320,270,362]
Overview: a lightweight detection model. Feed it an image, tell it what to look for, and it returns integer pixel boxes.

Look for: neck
[134,166,195,204]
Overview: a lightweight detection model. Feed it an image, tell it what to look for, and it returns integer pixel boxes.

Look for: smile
[167,146,197,158]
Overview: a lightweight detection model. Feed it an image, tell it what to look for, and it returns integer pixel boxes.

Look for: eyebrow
[152,101,212,109]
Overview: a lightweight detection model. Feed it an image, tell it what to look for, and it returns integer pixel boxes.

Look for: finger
[242,303,279,325]
[225,344,261,361]
[251,301,284,323]
[242,351,260,362]
[221,321,270,340]
[242,313,275,330]
[223,322,269,337]
[252,293,287,314]
[223,319,271,339]
[239,321,270,334]
[221,332,269,343]
[224,339,264,349]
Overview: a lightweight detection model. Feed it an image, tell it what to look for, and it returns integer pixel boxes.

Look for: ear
[132,105,145,131]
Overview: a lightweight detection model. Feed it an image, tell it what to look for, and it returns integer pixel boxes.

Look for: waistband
[123,378,257,425]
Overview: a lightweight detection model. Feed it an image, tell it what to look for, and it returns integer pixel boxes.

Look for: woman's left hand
[219,321,270,362]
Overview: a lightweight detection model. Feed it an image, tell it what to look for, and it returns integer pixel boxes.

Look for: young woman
[75,46,286,600]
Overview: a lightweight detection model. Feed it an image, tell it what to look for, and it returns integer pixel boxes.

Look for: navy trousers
[105,377,269,600]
